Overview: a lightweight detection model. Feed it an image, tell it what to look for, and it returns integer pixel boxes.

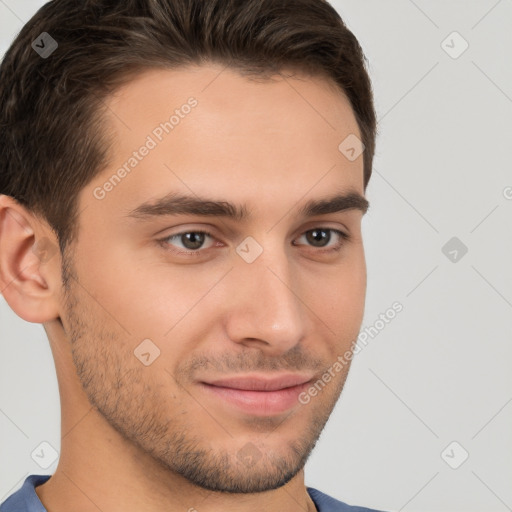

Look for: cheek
[341,260,366,318]
[75,241,209,340]
[307,254,366,343]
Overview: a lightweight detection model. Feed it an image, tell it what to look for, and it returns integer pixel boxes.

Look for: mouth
[198,373,314,416]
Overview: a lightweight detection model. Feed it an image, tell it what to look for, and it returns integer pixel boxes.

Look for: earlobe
[0,195,62,324]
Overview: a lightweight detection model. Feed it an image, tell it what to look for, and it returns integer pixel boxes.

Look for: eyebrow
[125,190,369,222]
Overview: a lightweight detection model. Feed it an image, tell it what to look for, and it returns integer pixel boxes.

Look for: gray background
[1,1,511,511]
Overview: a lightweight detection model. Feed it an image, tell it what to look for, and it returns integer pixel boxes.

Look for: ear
[0,194,62,323]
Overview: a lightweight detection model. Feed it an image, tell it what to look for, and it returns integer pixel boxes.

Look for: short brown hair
[0,0,377,254]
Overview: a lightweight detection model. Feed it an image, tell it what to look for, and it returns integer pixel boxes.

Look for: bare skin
[0,63,367,512]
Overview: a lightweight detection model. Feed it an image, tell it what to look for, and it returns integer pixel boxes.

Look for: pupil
[182,232,204,250]
[307,229,330,247]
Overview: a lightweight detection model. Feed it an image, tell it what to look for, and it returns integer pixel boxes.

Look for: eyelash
[157,228,350,257]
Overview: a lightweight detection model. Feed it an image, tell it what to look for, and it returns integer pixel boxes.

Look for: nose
[223,245,309,355]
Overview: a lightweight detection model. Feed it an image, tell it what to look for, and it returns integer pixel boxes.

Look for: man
[0,0,384,510]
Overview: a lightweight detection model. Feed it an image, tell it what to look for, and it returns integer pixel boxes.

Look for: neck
[35,413,317,511]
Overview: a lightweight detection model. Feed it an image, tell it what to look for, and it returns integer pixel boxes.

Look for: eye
[294,228,349,252]
[159,230,217,255]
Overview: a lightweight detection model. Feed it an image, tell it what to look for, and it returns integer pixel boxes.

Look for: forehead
[106,64,357,127]
[80,64,364,224]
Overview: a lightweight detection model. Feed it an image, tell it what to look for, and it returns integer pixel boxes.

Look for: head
[0,0,376,494]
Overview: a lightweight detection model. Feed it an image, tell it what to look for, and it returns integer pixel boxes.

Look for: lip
[199,373,314,416]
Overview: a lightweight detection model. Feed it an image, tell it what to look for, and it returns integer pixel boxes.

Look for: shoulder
[307,487,387,512]
[0,475,50,512]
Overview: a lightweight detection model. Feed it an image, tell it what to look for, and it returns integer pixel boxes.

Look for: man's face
[60,64,367,493]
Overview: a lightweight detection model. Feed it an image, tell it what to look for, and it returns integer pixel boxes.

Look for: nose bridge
[225,240,307,351]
